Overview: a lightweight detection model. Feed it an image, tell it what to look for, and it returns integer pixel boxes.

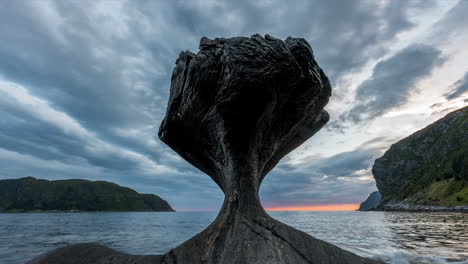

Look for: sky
[0,0,467,211]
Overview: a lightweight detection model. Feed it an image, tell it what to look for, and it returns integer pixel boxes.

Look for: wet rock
[27,243,162,264]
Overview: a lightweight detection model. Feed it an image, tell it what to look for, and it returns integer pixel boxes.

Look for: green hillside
[0,177,174,212]
[373,106,468,207]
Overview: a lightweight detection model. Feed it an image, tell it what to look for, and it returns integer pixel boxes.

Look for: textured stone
[28,34,383,264]
[27,243,162,264]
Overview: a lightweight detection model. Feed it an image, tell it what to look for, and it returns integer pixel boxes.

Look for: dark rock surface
[28,243,162,264]
[373,106,468,210]
[358,191,381,211]
[0,177,174,212]
[29,34,383,264]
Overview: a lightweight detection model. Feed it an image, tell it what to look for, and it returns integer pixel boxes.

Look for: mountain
[372,106,468,211]
[358,191,381,211]
[0,177,174,212]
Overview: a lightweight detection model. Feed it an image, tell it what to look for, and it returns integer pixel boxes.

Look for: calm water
[0,211,466,264]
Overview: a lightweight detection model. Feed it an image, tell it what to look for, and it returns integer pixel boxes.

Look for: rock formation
[28,34,382,264]
[358,191,381,211]
[373,106,468,211]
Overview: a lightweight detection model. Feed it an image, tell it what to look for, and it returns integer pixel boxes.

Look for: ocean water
[0,211,466,264]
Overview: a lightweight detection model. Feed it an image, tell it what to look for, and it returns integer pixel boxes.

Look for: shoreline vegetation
[359,106,468,213]
[0,177,174,213]
[1,209,176,213]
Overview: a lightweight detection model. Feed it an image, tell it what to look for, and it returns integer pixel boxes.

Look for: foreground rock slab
[29,34,383,264]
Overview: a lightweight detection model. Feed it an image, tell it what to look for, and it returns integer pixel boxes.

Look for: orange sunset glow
[266,203,360,211]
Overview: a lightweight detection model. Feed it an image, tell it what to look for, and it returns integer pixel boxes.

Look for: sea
[0,211,466,264]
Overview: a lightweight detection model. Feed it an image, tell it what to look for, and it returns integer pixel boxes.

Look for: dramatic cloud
[260,146,383,207]
[0,0,466,210]
[344,44,444,123]
[445,72,468,100]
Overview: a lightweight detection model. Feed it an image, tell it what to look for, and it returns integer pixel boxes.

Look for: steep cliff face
[373,106,468,209]
[0,177,174,212]
[358,191,381,211]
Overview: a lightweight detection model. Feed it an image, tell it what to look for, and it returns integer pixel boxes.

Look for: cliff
[0,177,174,212]
[373,106,468,211]
[358,191,381,211]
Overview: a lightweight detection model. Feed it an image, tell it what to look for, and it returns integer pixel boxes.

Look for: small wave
[373,251,468,264]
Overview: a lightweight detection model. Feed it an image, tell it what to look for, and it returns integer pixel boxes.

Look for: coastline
[371,201,468,213]
[0,209,175,213]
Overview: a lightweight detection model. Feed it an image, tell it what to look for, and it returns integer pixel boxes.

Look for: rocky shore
[376,201,468,213]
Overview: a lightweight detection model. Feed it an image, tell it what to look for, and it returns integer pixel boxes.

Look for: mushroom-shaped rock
[157,34,381,264]
[28,35,383,264]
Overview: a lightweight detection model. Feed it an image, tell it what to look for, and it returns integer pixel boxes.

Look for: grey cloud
[131,0,429,82]
[0,0,444,210]
[261,170,378,207]
[431,107,458,116]
[261,147,381,207]
[427,0,468,45]
[444,72,468,100]
[344,44,444,123]
[285,148,380,177]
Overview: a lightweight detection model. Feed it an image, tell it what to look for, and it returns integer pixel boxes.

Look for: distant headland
[0,177,174,212]
[360,106,468,212]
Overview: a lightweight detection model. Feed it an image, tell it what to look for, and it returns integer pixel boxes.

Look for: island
[361,106,468,212]
[0,177,174,212]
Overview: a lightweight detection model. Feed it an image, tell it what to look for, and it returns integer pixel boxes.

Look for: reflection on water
[0,211,466,264]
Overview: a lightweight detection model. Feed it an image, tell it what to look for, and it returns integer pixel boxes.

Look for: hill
[358,191,381,211]
[372,106,468,211]
[0,177,174,212]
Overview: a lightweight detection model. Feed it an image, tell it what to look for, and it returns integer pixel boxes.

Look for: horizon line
[177,203,360,212]
[265,203,360,212]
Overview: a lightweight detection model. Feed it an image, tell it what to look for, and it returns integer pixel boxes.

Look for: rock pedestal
[28,34,383,264]
[156,34,380,264]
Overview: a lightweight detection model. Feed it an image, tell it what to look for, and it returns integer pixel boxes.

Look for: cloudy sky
[1,0,467,211]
